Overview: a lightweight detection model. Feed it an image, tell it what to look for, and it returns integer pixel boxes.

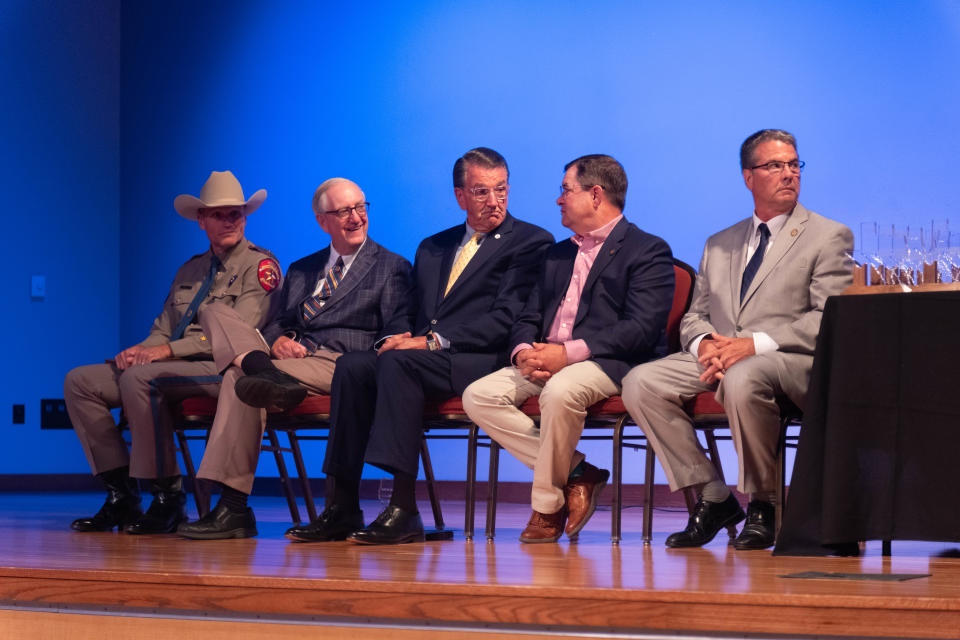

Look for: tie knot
[758,223,770,239]
[334,256,345,269]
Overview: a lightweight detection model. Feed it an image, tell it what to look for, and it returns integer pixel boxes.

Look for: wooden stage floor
[1,492,959,639]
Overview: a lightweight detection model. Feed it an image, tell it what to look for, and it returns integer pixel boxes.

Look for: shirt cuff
[563,339,591,364]
[752,331,779,354]
[688,333,710,357]
[511,343,534,366]
[433,331,450,350]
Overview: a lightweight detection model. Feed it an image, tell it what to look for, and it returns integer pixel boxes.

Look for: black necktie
[171,256,220,340]
[302,257,345,321]
[740,223,770,303]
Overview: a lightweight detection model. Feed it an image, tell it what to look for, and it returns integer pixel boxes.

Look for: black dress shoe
[235,369,307,411]
[71,493,143,532]
[665,493,746,548]
[733,500,776,550]
[177,503,257,540]
[347,505,424,545]
[124,476,187,535]
[286,504,364,542]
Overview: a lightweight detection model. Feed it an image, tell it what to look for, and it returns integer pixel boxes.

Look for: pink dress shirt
[513,215,623,366]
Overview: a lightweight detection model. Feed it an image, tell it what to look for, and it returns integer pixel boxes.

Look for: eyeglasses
[559,184,597,198]
[200,209,244,223]
[466,185,509,202]
[749,159,805,174]
[324,202,369,219]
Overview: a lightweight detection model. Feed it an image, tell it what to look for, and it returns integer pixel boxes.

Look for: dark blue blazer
[411,213,553,392]
[262,239,413,354]
[511,217,675,385]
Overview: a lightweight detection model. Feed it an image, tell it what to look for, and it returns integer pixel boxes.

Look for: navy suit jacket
[411,213,553,392]
[262,238,413,354]
[511,217,675,385]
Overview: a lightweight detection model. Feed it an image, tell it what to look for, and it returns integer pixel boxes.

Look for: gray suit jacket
[680,203,853,366]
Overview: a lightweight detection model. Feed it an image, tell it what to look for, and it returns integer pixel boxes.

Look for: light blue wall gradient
[7,1,960,485]
[1,0,120,474]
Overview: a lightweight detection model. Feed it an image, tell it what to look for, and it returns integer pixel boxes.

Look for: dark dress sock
[388,472,418,514]
[240,350,276,375]
[219,484,249,513]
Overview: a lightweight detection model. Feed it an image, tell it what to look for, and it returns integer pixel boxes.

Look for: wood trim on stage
[1,494,959,638]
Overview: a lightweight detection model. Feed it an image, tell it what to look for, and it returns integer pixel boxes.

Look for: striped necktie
[302,256,345,321]
[740,223,770,303]
[445,232,482,296]
[171,255,220,340]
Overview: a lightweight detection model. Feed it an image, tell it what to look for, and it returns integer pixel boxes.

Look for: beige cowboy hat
[173,170,267,220]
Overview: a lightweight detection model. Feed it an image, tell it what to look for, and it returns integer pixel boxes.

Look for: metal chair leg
[419,437,445,530]
[612,416,626,544]
[465,424,478,540]
[485,441,500,540]
[283,429,317,522]
[266,428,301,524]
[643,446,656,545]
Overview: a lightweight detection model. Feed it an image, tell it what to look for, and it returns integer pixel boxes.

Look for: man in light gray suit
[621,129,853,550]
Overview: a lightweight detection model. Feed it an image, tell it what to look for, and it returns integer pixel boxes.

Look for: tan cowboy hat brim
[173,170,267,220]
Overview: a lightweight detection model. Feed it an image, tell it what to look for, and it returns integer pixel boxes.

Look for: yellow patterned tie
[445,232,482,296]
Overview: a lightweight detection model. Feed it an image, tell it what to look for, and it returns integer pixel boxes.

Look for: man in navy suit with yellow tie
[285,147,554,544]
[175,177,413,539]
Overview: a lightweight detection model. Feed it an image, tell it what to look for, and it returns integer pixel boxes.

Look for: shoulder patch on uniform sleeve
[258,259,281,292]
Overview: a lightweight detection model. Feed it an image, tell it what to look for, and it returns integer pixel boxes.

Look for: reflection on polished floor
[1,492,959,639]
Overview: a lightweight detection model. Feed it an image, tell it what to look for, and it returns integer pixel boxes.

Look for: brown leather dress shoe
[519,508,567,544]
[563,461,610,538]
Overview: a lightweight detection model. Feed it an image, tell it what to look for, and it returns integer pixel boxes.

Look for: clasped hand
[515,342,567,381]
[377,332,428,354]
[697,333,755,383]
[114,344,173,370]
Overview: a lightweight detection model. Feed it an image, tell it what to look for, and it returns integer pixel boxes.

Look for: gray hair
[312,178,365,215]
[740,129,797,170]
[452,147,509,189]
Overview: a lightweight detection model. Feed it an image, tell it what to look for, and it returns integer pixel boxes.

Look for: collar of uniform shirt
[571,214,622,249]
[216,237,250,269]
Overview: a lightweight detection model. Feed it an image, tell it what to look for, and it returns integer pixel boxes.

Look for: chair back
[667,259,697,353]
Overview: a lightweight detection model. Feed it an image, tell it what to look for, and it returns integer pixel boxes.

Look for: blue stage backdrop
[5,1,960,485]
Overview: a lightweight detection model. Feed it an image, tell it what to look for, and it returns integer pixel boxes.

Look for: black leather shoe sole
[235,374,306,411]
[123,514,187,535]
[285,525,357,542]
[348,529,425,545]
[177,524,258,540]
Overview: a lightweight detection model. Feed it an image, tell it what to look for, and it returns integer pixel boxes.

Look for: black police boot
[124,475,188,534]
[71,467,143,532]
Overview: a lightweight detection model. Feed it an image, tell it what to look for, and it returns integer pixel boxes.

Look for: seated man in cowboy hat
[64,170,282,535]
[175,177,413,540]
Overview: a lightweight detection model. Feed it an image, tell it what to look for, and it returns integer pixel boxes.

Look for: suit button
[736,325,742,331]
[431,319,437,325]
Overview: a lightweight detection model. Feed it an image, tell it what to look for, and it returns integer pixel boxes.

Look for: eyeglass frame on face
[466,184,509,203]
[324,202,370,219]
[558,183,599,199]
[749,159,805,174]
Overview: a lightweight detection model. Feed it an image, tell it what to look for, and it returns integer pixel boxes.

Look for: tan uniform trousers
[64,360,221,479]
[462,361,618,515]
[197,303,340,493]
[620,350,809,495]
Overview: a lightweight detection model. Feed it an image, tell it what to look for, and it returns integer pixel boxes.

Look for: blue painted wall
[8,1,960,485]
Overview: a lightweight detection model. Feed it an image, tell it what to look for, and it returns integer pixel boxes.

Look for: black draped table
[774,290,960,556]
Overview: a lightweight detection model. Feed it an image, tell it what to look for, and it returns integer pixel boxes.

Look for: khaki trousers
[197,303,340,493]
[64,360,220,479]
[620,350,810,494]
[462,361,618,514]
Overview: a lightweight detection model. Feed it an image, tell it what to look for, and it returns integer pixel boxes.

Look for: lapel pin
[790,229,798,237]
[494,233,501,239]
[610,249,616,255]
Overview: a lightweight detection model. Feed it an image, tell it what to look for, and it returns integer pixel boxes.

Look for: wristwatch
[426,332,440,351]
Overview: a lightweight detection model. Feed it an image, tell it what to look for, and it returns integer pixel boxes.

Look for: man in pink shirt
[462,155,675,542]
